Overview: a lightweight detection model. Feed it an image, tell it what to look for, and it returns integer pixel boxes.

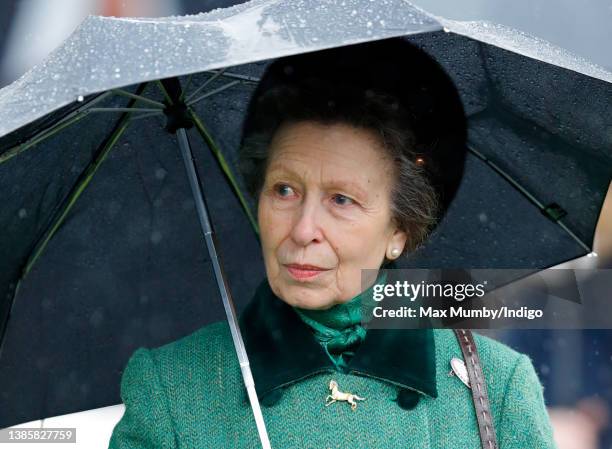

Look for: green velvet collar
[238,263,438,401]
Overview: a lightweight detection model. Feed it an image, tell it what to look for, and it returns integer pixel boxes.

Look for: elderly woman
[109,39,557,448]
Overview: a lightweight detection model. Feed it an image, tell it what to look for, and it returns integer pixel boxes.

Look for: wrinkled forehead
[268,121,392,166]
[265,121,394,193]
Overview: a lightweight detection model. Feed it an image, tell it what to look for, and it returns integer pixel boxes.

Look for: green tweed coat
[108,278,557,449]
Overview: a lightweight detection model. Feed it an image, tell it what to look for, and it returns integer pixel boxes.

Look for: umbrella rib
[187,107,259,236]
[556,221,591,252]
[187,80,242,107]
[467,145,591,251]
[205,69,261,84]
[0,91,113,165]
[468,145,545,208]
[156,80,174,105]
[128,111,164,121]
[184,68,227,103]
[88,107,163,113]
[22,113,133,278]
[111,89,165,108]
[158,79,257,236]
[178,73,194,102]
[156,80,259,236]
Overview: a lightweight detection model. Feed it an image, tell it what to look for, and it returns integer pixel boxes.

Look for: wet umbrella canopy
[0,0,611,437]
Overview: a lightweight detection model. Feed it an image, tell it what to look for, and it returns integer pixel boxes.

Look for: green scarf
[293,271,387,372]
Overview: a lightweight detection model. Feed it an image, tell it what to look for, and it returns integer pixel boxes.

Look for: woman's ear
[386,228,408,259]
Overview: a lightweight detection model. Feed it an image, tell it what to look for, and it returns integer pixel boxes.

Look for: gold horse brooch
[325,380,365,411]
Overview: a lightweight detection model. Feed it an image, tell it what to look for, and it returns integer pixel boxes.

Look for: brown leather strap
[454,329,499,449]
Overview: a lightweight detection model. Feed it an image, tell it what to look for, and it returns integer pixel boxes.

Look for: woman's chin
[275,284,337,310]
[294,299,336,311]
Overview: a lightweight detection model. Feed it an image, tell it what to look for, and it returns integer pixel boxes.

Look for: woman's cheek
[260,201,293,246]
[259,193,285,221]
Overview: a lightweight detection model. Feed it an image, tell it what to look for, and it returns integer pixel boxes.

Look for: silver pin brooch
[448,357,471,389]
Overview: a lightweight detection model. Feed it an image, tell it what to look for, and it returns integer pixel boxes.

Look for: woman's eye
[275,184,295,197]
[331,194,355,206]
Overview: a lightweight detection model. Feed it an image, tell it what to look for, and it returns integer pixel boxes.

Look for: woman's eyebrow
[323,180,369,200]
[265,163,305,182]
[266,163,296,176]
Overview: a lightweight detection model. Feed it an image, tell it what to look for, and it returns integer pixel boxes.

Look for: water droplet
[150,230,162,244]
[18,208,27,219]
[77,95,84,102]
[41,297,52,310]
[155,168,167,180]
[90,309,104,327]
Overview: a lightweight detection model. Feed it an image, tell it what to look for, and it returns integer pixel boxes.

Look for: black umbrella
[0,0,610,440]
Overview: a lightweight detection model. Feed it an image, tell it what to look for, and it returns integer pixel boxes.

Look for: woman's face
[257,120,408,310]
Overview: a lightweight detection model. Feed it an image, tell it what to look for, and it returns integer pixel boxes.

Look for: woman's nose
[289,199,324,246]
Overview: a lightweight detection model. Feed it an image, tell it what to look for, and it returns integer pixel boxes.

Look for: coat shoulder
[432,329,556,448]
[153,320,233,355]
[146,320,237,382]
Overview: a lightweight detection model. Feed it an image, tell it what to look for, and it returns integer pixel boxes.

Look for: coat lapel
[239,272,438,400]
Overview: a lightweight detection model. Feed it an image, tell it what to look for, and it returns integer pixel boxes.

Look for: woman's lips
[284,264,330,280]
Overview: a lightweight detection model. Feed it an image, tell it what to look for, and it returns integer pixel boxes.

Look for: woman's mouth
[284,264,331,281]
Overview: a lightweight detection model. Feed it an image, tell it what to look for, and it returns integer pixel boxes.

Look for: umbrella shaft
[176,128,272,449]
